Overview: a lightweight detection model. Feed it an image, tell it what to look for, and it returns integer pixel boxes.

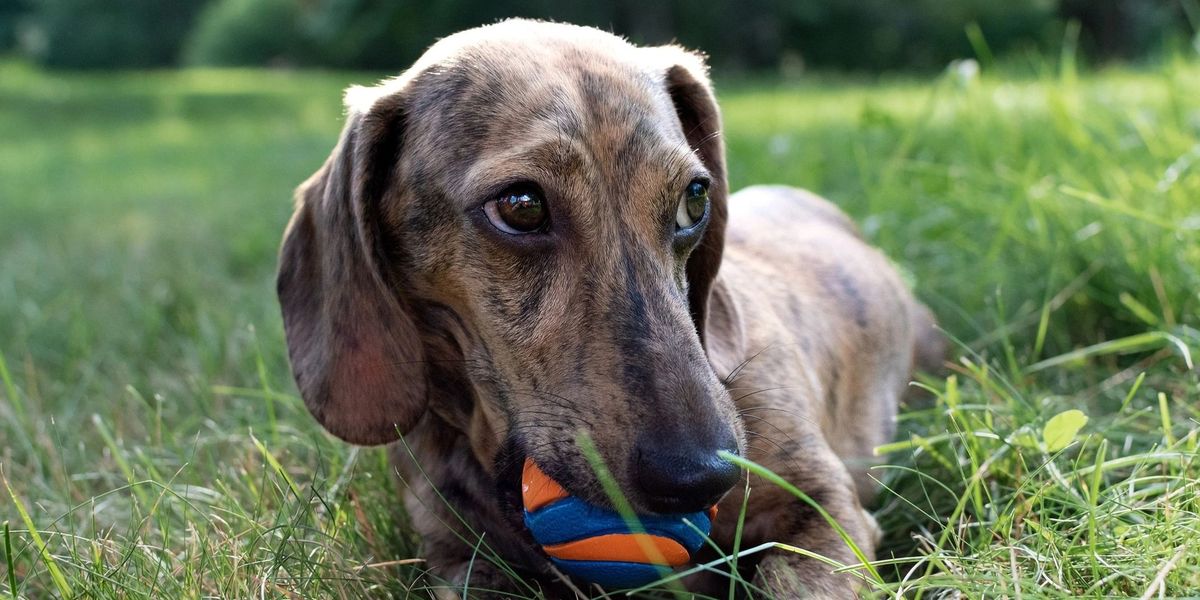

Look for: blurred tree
[1060,0,1186,61]
[4,0,1195,70]
[185,0,304,66]
[23,0,207,68]
[759,0,1060,71]
[185,0,647,69]
[0,0,30,51]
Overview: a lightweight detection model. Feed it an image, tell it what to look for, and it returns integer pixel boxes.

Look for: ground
[1,58,1198,598]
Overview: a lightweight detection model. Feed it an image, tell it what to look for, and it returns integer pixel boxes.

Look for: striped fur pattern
[277,19,942,599]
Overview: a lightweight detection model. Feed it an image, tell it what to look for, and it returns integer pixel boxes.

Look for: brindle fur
[277,19,942,599]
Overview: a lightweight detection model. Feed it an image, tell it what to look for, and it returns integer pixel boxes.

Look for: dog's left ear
[656,49,728,346]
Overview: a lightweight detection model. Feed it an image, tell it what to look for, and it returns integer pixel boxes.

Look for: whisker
[731,385,805,404]
[737,404,808,420]
[720,341,808,385]
[739,413,798,442]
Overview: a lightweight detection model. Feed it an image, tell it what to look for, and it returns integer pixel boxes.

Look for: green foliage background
[0,0,1196,71]
[1,55,1198,596]
[0,1,1198,597]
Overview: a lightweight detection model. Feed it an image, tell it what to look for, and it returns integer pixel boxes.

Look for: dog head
[278,20,744,514]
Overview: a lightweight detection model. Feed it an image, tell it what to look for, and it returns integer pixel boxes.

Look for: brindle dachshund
[277,19,942,599]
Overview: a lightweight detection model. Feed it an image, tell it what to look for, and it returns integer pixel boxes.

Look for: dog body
[391,185,925,598]
[278,19,938,598]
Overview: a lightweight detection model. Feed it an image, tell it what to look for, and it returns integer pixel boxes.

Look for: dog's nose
[633,429,740,514]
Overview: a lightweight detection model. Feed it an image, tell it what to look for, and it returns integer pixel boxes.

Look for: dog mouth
[493,435,728,590]
[513,455,719,589]
[494,443,588,529]
[494,436,727,535]
[494,439,536,539]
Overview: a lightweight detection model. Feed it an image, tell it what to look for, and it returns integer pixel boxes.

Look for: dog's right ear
[277,91,426,446]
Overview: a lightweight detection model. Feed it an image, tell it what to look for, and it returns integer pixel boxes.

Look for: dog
[277,19,941,599]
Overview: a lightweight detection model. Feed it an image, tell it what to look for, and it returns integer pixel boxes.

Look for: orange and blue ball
[522,459,716,589]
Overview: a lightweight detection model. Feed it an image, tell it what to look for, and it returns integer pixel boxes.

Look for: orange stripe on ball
[522,458,570,512]
[543,533,690,566]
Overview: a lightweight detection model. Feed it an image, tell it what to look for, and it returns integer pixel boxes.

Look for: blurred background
[0,0,1196,73]
[2,2,1199,598]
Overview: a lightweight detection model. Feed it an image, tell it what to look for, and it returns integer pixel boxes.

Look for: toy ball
[521,458,717,589]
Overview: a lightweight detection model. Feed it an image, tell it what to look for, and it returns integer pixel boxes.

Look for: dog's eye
[484,186,548,234]
[675,180,709,230]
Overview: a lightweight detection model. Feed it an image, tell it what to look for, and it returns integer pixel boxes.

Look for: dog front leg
[426,559,584,600]
[723,445,881,599]
[390,441,582,599]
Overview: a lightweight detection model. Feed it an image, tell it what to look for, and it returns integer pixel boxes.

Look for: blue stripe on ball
[549,557,671,589]
[524,496,711,551]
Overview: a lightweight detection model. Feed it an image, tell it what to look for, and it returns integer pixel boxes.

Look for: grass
[0,52,1198,598]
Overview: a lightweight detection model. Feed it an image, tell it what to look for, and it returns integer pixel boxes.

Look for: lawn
[1,57,1198,598]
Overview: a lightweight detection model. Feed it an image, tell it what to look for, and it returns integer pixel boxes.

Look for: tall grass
[1,54,1197,597]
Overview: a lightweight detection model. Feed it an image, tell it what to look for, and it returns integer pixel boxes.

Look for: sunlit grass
[1,54,1198,597]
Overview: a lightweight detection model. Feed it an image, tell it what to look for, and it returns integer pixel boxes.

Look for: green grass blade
[1025,331,1194,373]
[575,431,689,595]
[718,452,883,585]
[4,521,17,598]
[0,351,24,424]
[3,472,72,597]
[250,433,301,500]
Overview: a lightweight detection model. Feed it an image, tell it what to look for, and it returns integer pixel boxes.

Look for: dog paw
[862,507,883,548]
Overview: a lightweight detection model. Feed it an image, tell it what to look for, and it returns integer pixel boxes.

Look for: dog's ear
[658,50,728,346]
[277,91,426,446]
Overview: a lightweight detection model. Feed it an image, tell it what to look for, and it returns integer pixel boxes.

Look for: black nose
[633,429,740,514]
